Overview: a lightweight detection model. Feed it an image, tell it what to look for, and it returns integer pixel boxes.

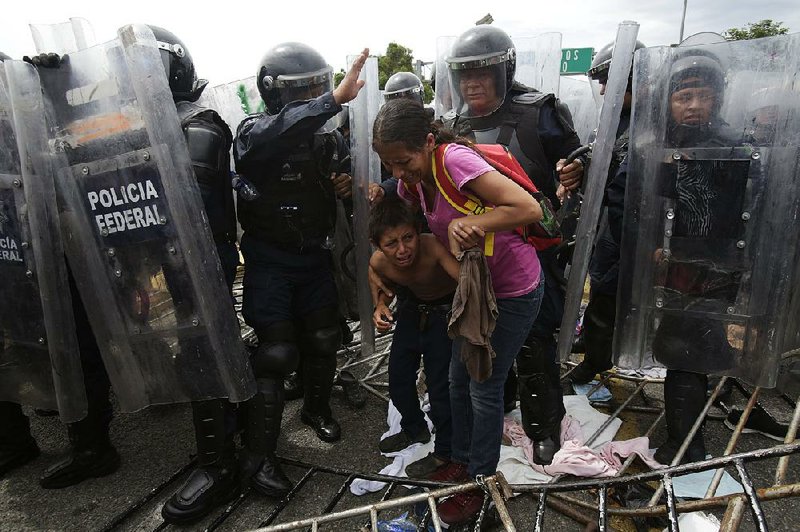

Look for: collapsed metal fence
[98,267,800,532]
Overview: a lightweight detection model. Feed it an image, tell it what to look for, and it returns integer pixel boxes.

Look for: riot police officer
[231,43,367,496]
[443,25,584,465]
[147,26,243,523]
[569,40,645,385]
[609,49,740,464]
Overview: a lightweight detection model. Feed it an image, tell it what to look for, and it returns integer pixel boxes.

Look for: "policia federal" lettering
[87,180,162,235]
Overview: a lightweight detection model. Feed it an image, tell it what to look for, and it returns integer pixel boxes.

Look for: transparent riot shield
[348,55,382,356]
[5,25,256,411]
[30,17,96,55]
[614,34,800,387]
[514,32,562,97]
[0,65,87,422]
[433,36,456,120]
[556,21,640,363]
[559,76,599,144]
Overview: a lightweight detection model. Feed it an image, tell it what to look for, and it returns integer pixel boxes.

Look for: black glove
[22,52,64,69]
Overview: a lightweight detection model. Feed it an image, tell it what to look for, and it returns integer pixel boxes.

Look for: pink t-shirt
[398,144,541,298]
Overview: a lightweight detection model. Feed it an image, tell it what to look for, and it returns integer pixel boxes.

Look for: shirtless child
[368,198,459,478]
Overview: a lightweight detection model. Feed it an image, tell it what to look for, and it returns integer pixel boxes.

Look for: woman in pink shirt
[372,98,544,525]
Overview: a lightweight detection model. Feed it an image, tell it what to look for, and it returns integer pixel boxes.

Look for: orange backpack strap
[433,144,496,256]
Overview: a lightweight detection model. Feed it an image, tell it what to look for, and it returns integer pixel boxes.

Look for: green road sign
[561,48,594,75]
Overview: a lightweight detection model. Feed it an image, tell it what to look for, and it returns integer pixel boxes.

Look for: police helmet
[446,25,516,116]
[147,25,207,102]
[668,50,725,98]
[384,71,424,105]
[587,40,646,83]
[256,42,333,115]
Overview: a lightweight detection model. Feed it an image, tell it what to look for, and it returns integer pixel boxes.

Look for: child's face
[377,223,419,268]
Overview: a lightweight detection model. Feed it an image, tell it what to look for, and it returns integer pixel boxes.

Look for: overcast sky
[2,1,799,87]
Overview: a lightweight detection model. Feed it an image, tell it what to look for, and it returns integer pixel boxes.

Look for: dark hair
[372,99,456,152]
[368,197,419,244]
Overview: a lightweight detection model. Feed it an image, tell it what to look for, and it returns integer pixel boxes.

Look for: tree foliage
[334,42,434,104]
[723,19,789,41]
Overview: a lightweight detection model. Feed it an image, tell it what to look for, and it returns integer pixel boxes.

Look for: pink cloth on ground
[503,416,663,478]
[397,144,541,298]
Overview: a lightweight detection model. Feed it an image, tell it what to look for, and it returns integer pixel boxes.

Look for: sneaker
[378,429,430,454]
[437,490,484,525]
[724,406,789,442]
[406,453,447,478]
[428,461,469,483]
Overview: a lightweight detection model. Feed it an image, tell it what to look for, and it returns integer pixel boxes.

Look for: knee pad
[305,326,341,358]
[301,307,341,357]
[252,342,299,377]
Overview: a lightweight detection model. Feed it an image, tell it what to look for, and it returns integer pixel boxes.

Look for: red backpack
[404,143,561,254]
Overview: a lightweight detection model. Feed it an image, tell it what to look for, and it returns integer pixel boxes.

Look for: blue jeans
[388,298,453,459]
[450,281,544,477]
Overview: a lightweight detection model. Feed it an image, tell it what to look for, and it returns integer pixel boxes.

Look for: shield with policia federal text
[0,63,87,422]
[5,24,256,411]
[614,34,800,387]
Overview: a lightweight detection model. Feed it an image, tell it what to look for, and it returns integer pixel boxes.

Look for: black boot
[571,291,616,385]
[162,399,239,524]
[337,370,366,410]
[283,371,304,401]
[40,417,120,489]
[0,402,40,477]
[654,370,708,465]
[518,343,565,465]
[243,378,293,498]
[301,355,341,442]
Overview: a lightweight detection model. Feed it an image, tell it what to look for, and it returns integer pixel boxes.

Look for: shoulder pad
[176,100,209,123]
[236,113,265,137]
[511,91,553,106]
[184,120,228,172]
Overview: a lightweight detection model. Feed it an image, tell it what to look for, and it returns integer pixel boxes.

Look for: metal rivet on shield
[38,337,46,345]
[143,152,151,161]
[662,249,671,258]
[25,270,33,278]
[736,240,746,249]
[114,269,122,277]
[107,248,116,257]
[168,246,176,254]
[21,241,29,249]
[751,151,761,160]
[727,306,735,314]
[672,151,681,160]
[666,209,675,220]
[741,212,751,221]
[655,298,664,308]
[159,216,167,224]
[81,166,90,175]
[12,179,22,187]
[665,229,673,237]
[191,317,200,326]
[101,228,109,236]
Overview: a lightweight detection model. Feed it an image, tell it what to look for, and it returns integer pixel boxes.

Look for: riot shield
[30,17,96,55]
[5,25,256,411]
[614,34,800,387]
[348,55,382,356]
[559,76,599,144]
[433,36,456,120]
[556,21,640,363]
[514,32,562,97]
[0,65,87,422]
